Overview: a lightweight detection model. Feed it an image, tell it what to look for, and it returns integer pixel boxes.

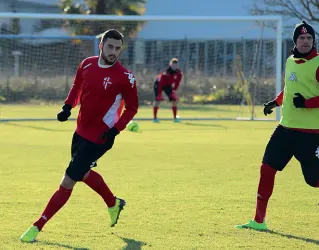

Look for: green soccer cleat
[108,197,126,227]
[174,116,181,123]
[235,219,268,231]
[153,118,160,123]
[20,225,39,242]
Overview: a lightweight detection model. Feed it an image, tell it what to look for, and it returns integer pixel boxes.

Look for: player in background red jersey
[153,58,183,122]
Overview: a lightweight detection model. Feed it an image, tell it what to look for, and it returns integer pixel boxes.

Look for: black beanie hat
[293,20,315,44]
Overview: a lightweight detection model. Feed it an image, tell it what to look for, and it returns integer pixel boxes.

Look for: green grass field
[1,105,318,249]
[0,103,267,120]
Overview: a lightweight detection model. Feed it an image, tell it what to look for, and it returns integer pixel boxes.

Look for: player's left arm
[113,72,139,132]
[172,71,183,91]
[295,67,319,108]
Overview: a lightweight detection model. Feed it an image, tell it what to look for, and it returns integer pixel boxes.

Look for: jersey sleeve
[65,61,84,108]
[304,66,319,108]
[173,71,182,90]
[113,72,139,132]
[156,73,162,82]
[305,96,319,108]
[274,90,284,106]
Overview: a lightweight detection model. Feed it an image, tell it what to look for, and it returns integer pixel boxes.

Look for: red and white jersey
[65,56,138,144]
[156,68,182,90]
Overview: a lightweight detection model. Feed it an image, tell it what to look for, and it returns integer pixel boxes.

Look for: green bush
[191,77,276,105]
[0,74,276,105]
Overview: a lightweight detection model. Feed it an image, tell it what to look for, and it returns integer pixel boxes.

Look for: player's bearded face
[296,34,313,54]
[100,38,123,65]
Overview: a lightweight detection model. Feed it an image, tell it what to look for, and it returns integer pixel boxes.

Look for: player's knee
[304,176,319,188]
[66,168,85,182]
[169,95,177,102]
[60,174,77,188]
[260,163,278,176]
[82,170,91,181]
[66,160,91,182]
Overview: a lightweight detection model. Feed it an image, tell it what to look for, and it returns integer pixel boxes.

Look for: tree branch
[250,0,319,36]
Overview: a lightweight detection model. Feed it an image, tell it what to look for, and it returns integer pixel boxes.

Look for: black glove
[263,100,278,116]
[57,104,72,122]
[293,93,306,108]
[102,127,119,141]
[102,127,119,149]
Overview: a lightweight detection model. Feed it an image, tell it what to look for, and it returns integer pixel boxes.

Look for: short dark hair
[101,29,124,44]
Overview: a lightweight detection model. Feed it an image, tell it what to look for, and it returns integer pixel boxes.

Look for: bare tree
[250,0,319,34]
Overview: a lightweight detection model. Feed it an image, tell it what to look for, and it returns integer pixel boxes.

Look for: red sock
[172,106,177,119]
[83,170,116,207]
[153,106,158,119]
[254,164,277,223]
[34,185,72,231]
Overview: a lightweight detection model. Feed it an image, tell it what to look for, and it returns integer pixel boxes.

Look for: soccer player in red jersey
[20,29,138,242]
[153,58,183,122]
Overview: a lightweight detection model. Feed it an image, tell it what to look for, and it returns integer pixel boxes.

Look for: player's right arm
[65,62,84,107]
[156,73,163,87]
[57,61,84,122]
[274,90,284,106]
[263,90,283,116]
[155,73,164,101]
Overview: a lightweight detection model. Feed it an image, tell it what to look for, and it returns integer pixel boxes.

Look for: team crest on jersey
[124,72,135,87]
[315,147,319,159]
[288,72,298,82]
[103,77,112,89]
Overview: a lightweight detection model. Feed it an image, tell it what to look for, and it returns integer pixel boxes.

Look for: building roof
[18,0,59,6]
[18,0,85,7]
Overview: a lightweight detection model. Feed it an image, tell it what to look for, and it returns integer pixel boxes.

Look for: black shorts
[263,125,319,186]
[66,132,114,181]
[154,80,174,101]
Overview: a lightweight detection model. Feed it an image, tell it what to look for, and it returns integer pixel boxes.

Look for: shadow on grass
[120,236,148,250]
[263,230,319,245]
[157,105,234,113]
[33,240,90,249]
[140,121,228,131]
[183,122,228,129]
[3,122,70,132]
